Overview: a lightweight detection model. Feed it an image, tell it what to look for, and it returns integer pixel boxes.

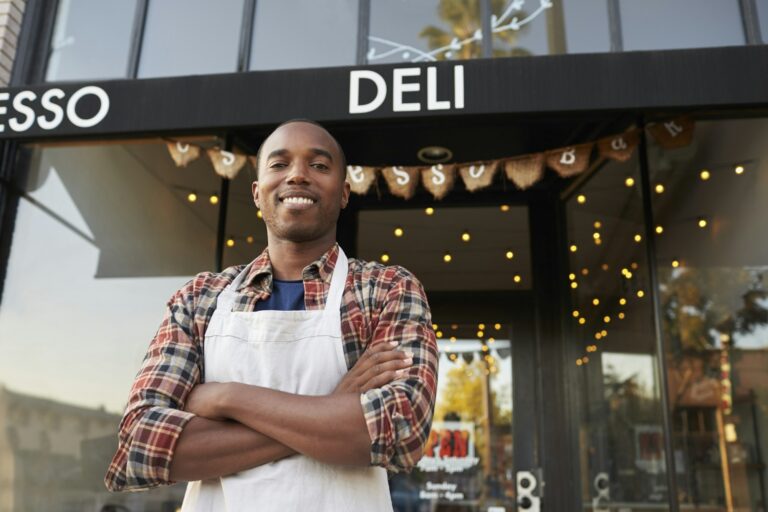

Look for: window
[45,0,138,81]
[138,0,246,78]
[249,0,358,71]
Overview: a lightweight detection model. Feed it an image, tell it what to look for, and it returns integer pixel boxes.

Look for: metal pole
[214,135,232,272]
[637,115,680,511]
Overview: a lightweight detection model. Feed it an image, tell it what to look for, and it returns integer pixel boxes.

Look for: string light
[581,268,589,276]
[734,165,745,175]
[578,317,586,325]
[461,230,471,242]
[443,252,452,263]
[594,238,602,246]
[478,323,486,330]
[637,290,645,298]
[619,298,627,306]
[488,337,495,343]
[595,332,602,340]
[494,323,501,330]
[577,194,586,204]
[380,252,390,263]
[593,232,601,240]
[425,207,435,215]
[592,298,600,306]
[601,329,607,337]
[601,263,609,271]
[394,226,404,237]
[187,192,198,202]
[672,259,680,268]
[226,238,235,247]
[209,194,219,205]
[432,323,439,330]
[631,262,639,270]
[569,273,576,280]
[572,310,580,318]
[625,177,635,187]
[618,312,625,320]
[655,225,664,234]
[583,356,589,363]
[513,274,522,283]
[576,359,583,366]
[436,330,443,338]
[700,169,711,181]
[246,236,254,244]
[634,234,642,243]
[500,204,510,212]
[477,330,484,338]
[257,210,263,219]
[506,250,515,260]
[450,336,457,342]
[655,184,665,194]
[603,316,611,323]
[594,221,602,229]
[697,216,708,228]
[570,244,578,253]
[570,281,578,289]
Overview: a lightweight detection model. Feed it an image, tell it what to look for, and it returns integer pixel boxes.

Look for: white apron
[181,248,393,512]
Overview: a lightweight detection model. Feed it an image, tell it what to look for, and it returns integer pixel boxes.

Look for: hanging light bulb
[619,297,627,305]
[513,274,522,283]
[209,194,219,205]
[494,323,501,330]
[637,290,645,298]
[700,169,711,181]
[634,234,643,243]
[394,226,404,237]
[461,230,471,242]
[592,298,600,306]
[570,244,578,253]
[734,165,745,175]
[246,235,254,244]
[443,252,452,263]
[425,207,435,215]
[625,177,635,187]
[577,194,586,204]
[581,267,589,276]
[500,204,510,212]
[655,225,664,234]
[570,281,578,289]
[187,192,198,203]
[672,259,680,268]
[380,252,390,263]
[505,250,515,260]
[572,310,580,318]
[257,210,263,219]
[655,183,665,194]
[226,238,235,247]
[578,317,586,325]
[594,221,602,229]
[697,216,708,228]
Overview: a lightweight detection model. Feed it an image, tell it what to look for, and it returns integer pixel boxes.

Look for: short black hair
[252,118,347,181]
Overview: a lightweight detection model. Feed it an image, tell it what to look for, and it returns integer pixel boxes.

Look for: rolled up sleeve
[104,281,202,492]
[360,267,438,472]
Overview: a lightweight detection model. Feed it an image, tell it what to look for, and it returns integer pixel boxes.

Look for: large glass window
[138,0,246,78]
[564,150,671,508]
[619,0,745,51]
[0,140,220,510]
[249,0,358,71]
[45,0,139,82]
[649,118,768,511]
[758,0,768,43]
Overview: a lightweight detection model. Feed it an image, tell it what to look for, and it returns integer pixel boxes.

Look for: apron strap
[323,247,348,317]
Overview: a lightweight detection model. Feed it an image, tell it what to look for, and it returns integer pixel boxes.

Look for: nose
[286,162,311,184]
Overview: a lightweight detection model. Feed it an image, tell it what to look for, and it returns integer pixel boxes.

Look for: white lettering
[560,148,576,166]
[393,68,421,112]
[9,90,37,132]
[37,88,65,130]
[66,86,110,128]
[392,166,410,185]
[427,67,450,110]
[468,164,485,179]
[610,136,627,151]
[220,150,235,166]
[349,70,386,114]
[0,92,8,132]
[664,121,683,137]
[430,163,446,185]
[176,142,190,154]
[347,165,364,183]
[454,64,465,109]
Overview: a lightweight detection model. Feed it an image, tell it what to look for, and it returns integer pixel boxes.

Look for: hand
[333,341,413,395]
[184,382,231,420]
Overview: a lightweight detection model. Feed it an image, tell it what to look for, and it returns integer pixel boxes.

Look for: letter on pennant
[381,166,420,199]
[597,129,639,162]
[346,165,378,195]
[420,164,456,200]
[459,161,499,192]
[166,140,201,167]
[545,143,593,177]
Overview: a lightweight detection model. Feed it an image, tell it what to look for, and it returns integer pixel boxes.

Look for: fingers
[358,351,413,392]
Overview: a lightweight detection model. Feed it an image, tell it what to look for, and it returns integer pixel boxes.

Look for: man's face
[252,122,350,244]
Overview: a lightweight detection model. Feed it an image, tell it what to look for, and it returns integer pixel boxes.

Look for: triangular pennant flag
[647,116,695,149]
[346,165,378,195]
[166,141,201,167]
[249,155,259,174]
[420,164,456,200]
[381,166,420,199]
[597,129,640,162]
[207,147,248,179]
[458,161,498,192]
[504,153,544,190]
[545,143,594,177]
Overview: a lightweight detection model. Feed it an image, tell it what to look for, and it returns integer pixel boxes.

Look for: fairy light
[593,232,601,240]
[592,298,600,306]
[601,263,609,271]
[634,234,642,243]
[581,268,589,276]
[572,310,580,318]
[478,323,486,330]
[380,252,390,263]
[655,184,665,194]
[655,225,664,234]
[257,210,263,219]
[734,165,745,175]
[494,323,501,330]
[576,359,583,366]
[569,273,576,280]
[594,238,602,246]
[697,217,708,228]
[619,297,627,306]
[700,169,711,181]
[631,262,639,270]
[425,207,435,215]
[570,282,578,289]
[603,316,611,323]
[436,331,443,338]
[226,238,235,247]
[594,221,602,229]
[595,332,602,340]
[443,252,452,263]
[578,318,586,325]
[477,330,484,338]
[513,274,522,283]
[461,230,471,242]
[625,177,635,187]
[394,226,404,237]
[209,194,219,205]
[601,329,607,337]
[506,250,515,260]
[577,194,586,204]
[672,259,680,268]
[618,312,625,320]
[187,192,198,203]
[246,235,254,244]
[432,323,439,330]
[637,290,645,298]
[570,244,578,253]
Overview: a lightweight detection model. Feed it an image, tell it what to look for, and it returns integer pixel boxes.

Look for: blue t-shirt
[254,279,305,311]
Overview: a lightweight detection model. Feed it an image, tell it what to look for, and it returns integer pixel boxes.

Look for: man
[104,119,438,511]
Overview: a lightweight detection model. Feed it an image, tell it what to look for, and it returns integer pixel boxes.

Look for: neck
[266,235,337,281]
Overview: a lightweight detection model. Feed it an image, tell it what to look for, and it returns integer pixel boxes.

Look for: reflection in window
[565,153,670,508]
[650,118,768,510]
[138,0,245,78]
[619,0,745,51]
[368,0,483,64]
[758,0,768,44]
[0,141,221,510]
[250,0,358,71]
[45,0,138,81]
[222,164,268,269]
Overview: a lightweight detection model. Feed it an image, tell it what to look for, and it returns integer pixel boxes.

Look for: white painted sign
[349,65,464,114]
[0,85,110,133]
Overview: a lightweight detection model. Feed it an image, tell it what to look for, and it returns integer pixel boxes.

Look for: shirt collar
[236,243,340,293]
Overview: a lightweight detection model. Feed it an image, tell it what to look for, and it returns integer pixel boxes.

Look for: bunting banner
[207,147,248,179]
[545,143,594,177]
[166,141,201,167]
[504,153,544,191]
[165,116,694,201]
[647,116,695,149]
[421,164,456,200]
[381,166,420,200]
[597,129,640,162]
[458,162,498,192]
[346,165,378,195]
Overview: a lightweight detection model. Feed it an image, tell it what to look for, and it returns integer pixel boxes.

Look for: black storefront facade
[1,2,768,511]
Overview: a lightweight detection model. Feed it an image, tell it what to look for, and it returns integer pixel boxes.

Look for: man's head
[252,120,350,245]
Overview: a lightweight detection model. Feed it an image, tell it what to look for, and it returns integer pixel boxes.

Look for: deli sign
[0,85,109,134]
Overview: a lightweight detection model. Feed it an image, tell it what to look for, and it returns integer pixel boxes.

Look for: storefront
[0,1,767,511]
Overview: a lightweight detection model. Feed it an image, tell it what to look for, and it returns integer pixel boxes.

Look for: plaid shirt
[105,244,438,492]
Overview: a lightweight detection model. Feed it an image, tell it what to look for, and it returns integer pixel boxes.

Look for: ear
[340,180,351,209]
[252,180,260,209]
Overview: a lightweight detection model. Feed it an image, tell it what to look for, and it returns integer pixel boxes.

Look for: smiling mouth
[280,196,316,205]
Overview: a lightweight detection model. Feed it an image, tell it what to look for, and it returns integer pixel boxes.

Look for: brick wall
[0,0,25,86]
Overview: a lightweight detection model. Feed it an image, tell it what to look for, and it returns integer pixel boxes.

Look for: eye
[311,162,330,171]
[269,161,287,169]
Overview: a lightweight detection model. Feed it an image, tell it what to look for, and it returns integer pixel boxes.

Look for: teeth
[282,197,314,205]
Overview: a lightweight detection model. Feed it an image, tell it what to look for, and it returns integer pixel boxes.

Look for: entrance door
[356,204,540,511]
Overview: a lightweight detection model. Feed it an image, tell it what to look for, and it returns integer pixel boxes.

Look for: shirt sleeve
[104,278,203,492]
[359,267,439,473]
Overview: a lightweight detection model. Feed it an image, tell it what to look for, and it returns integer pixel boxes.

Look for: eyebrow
[266,147,334,161]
